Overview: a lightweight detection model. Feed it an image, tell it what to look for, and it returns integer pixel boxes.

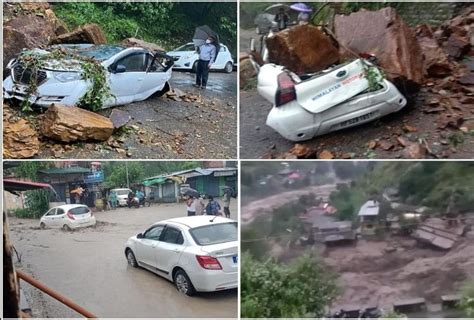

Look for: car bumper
[3,76,87,107]
[188,269,238,292]
[69,217,96,229]
[118,198,128,206]
[266,80,407,141]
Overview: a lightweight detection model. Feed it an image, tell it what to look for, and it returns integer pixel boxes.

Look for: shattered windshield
[52,44,125,61]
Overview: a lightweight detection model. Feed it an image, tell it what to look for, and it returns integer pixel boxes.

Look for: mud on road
[8,200,238,318]
[36,71,237,159]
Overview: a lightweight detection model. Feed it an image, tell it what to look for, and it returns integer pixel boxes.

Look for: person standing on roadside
[186,196,196,216]
[223,188,232,218]
[274,8,289,31]
[194,36,217,89]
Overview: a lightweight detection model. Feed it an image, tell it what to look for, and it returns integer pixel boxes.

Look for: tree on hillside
[241,252,338,318]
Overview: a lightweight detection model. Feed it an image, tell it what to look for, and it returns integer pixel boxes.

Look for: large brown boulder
[266,24,340,75]
[51,23,107,45]
[416,24,452,78]
[3,14,62,69]
[334,7,424,85]
[3,118,40,159]
[40,104,114,142]
[121,38,164,52]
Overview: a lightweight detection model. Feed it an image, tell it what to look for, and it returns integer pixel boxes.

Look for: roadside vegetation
[241,252,338,318]
[53,2,237,54]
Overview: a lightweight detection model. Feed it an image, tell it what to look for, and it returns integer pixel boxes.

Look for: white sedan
[3,44,174,108]
[167,42,234,73]
[124,216,238,296]
[39,204,96,231]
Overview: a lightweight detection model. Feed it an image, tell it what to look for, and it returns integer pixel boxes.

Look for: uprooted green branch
[15,48,112,112]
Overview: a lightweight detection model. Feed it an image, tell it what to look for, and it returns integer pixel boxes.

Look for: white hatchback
[124,216,238,296]
[167,42,234,73]
[40,204,96,231]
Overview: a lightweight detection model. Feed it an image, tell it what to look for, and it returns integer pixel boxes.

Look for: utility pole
[125,162,130,189]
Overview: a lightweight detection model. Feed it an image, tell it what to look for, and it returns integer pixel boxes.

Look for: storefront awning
[143,177,167,186]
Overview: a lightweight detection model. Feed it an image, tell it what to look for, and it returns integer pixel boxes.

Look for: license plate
[338,111,376,128]
[232,255,238,263]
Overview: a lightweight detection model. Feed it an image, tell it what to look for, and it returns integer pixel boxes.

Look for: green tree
[241,252,338,318]
[459,281,474,317]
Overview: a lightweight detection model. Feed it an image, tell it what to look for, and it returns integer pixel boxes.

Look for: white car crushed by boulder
[3,44,175,109]
[257,58,407,142]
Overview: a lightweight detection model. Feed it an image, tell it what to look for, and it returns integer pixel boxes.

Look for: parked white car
[110,188,132,206]
[167,42,234,73]
[39,204,96,231]
[124,216,238,296]
[257,59,407,141]
[3,44,175,108]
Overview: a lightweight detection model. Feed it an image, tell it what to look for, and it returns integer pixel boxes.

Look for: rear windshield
[115,190,130,196]
[189,222,237,246]
[69,206,90,215]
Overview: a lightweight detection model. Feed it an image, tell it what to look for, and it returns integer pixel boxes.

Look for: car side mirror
[115,64,126,73]
[137,233,143,239]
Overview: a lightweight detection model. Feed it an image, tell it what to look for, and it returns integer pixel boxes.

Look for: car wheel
[192,61,198,73]
[154,81,170,97]
[126,249,138,268]
[40,222,46,229]
[174,269,196,296]
[62,224,72,231]
[224,62,233,73]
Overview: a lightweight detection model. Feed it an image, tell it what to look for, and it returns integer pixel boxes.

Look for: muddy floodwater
[8,200,238,318]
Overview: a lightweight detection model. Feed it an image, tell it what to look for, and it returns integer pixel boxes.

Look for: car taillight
[275,72,296,107]
[196,255,222,270]
[66,211,75,220]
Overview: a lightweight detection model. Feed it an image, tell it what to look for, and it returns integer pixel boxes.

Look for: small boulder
[121,38,164,52]
[109,109,131,129]
[40,104,114,142]
[50,23,107,45]
[3,119,40,159]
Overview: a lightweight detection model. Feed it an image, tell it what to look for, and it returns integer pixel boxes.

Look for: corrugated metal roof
[38,167,91,174]
[358,200,380,216]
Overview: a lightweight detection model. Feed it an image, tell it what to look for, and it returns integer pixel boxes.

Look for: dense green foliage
[12,162,53,181]
[102,161,201,188]
[459,281,474,317]
[11,189,52,219]
[241,252,338,318]
[53,2,237,54]
[330,162,474,220]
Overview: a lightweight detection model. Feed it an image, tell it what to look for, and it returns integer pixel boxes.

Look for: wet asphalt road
[8,200,238,318]
[36,70,237,159]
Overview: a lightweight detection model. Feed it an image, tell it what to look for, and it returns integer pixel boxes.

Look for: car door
[54,208,66,227]
[135,225,164,269]
[155,225,186,274]
[213,45,227,69]
[108,52,148,105]
[42,208,56,226]
[137,54,171,99]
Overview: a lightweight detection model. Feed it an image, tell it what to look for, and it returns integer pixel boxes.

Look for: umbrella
[290,2,313,13]
[193,25,220,49]
[264,3,290,14]
[182,187,199,198]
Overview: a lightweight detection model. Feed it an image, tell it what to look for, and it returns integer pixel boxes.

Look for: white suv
[124,216,238,295]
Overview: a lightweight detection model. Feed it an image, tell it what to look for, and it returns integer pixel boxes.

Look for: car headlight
[6,59,16,69]
[53,72,81,82]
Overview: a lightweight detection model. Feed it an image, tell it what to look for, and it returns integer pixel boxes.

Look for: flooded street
[36,71,237,160]
[8,200,238,318]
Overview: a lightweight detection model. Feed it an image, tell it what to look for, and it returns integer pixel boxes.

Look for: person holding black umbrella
[194,36,217,89]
